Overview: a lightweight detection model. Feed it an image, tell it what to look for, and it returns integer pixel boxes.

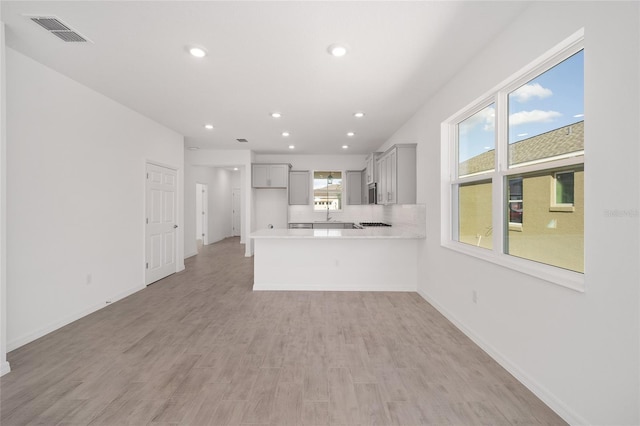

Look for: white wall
[185,149,253,256]
[255,154,366,175]
[211,168,233,242]
[185,166,234,258]
[6,48,185,351]
[0,21,9,376]
[254,188,288,230]
[231,169,241,188]
[185,164,212,257]
[381,2,639,424]
[231,169,241,236]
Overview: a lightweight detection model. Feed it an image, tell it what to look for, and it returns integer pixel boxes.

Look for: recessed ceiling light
[271,112,282,118]
[347,132,355,137]
[342,145,349,149]
[328,44,348,57]
[188,147,199,151]
[233,167,238,171]
[204,124,214,130]
[354,112,365,118]
[189,47,207,58]
[288,145,295,149]
[282,131,290,137]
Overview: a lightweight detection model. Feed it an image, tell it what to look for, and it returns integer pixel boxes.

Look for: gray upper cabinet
[289,170,310,205]
[376,144,416,205]
[364,154,375,185]
[376,155,385,204]
[252,163,290,188]
[361,168,368,204]
[346,170,362,205]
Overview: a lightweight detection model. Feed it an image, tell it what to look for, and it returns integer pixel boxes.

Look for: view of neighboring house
[313,171,343,211]
[458,121,584,272]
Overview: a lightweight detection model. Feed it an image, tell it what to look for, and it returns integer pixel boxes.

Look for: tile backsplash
[288,203,425,236]
[382,204,426,237]
[288,204,380,223]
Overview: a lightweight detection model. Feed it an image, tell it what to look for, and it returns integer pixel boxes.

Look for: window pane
[508,50,584,167]
[508,177,523,224]
[458,104,495,177]
[313,171,342,211]
[505,166,584,272]
[556,172,574,204]
[458,180,492,249]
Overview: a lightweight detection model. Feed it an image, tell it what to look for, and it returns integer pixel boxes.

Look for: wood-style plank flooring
[1,237,566,425]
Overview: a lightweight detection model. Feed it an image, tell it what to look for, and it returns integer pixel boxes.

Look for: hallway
[1,237,563,425]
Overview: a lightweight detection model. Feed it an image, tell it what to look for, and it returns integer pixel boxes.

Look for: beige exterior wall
[508,169,584,272]
[459,180,493,249]
[458,169,584,272]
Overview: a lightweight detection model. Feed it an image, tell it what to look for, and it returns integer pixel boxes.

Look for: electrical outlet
[472,290,478,304]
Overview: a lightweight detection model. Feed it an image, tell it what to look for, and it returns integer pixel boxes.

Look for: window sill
[549,205,575,212]
[508,223,523,232]
[441,241,585,292]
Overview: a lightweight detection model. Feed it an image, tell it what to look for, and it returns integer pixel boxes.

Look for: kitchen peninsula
[251,225,425,291]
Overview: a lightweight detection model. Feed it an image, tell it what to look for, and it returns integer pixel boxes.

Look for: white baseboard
[7,284,146,352]
[0,360,11,376]
[184,251,198,259]
[416,288,587,426]
[254,283,416,292]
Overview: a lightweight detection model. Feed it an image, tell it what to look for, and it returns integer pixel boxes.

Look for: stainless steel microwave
[368,183,377,204]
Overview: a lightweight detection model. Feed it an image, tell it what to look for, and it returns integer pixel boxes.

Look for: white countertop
[251,227,425,239]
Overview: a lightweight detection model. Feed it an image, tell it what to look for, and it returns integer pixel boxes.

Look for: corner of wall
[0,21,10,376]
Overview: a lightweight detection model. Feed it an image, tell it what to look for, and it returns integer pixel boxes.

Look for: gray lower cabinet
[288,222,355,229]
[289,171,310,205]
[346,170,363,205]
[313,222,354,229]
[289,223,313,229]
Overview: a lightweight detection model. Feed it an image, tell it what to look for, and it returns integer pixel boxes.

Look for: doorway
[145,163,177,285]
[196,183,208,251]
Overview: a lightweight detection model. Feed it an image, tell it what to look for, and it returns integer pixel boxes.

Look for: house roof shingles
[459,121,584,176]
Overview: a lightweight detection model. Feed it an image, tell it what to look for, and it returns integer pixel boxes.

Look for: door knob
[174,225,178,229]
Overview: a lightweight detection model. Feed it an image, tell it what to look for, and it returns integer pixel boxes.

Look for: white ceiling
[2,1,530,155]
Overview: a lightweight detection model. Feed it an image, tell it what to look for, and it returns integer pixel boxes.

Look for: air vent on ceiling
[29,16,90,43]
[236,138,249,143]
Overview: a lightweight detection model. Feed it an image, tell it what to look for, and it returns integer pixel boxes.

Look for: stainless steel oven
[368,183,377,204]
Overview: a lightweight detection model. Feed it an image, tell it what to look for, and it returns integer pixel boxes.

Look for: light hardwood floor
[1,237,566,425]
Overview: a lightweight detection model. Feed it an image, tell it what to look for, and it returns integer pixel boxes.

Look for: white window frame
[507,177,523,231]
[550,170,577,212]
[441,29,585,292]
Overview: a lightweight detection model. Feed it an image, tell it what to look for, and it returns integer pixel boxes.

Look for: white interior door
[232,188,241,237]
[195,183,208,246]
[201,184,208,245]
[146,164,177,285]
[196,184,203,243]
